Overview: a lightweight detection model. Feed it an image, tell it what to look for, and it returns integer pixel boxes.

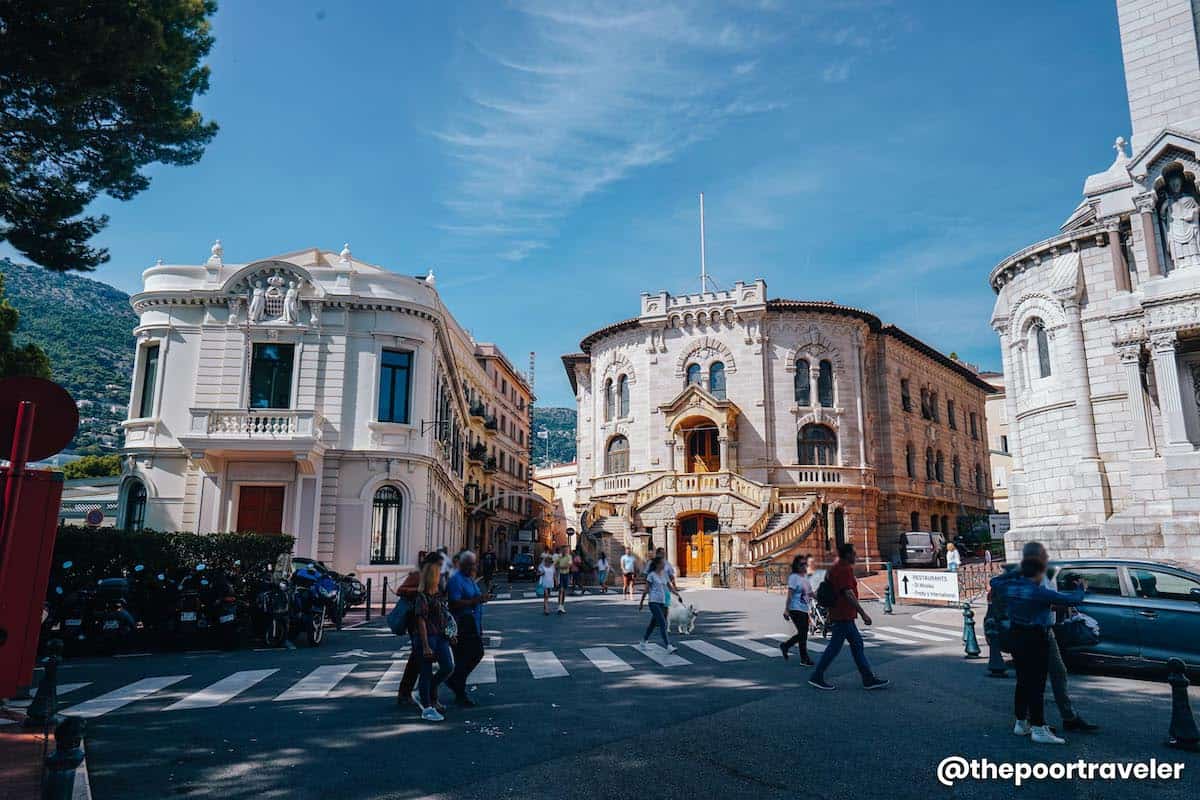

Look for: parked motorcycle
[291,558,348,629]
[288,564,330,646]
[92,567,141,654]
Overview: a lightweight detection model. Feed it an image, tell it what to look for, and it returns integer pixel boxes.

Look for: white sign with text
[896,569,960,602]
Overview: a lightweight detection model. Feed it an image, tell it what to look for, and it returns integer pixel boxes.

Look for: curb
[73,737,93,800]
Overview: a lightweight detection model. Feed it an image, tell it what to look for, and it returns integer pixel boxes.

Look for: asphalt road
[29,583,1199,800]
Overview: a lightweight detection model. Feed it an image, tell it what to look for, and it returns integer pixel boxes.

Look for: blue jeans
[417,634,454,707]
[643,602,670,648]
[812,620,875,684]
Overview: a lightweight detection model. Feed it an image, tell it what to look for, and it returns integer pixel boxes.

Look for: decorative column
[1106,222,1132,292]
[1117,342,1157,456]
[1063,298,1101,461]
[665,436,677,472]
[809,367,819,408]
[665,521,678,567]
[853,331,868,467]
[1135,194,1165,278]
[718,435,730,472]
[1151,331,1191,449]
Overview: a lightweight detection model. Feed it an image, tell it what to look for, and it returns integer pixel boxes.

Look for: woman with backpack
[780,553,815,665]
[413,559,456,722]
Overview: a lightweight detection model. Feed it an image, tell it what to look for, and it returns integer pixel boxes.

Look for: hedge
[53,526,296,583]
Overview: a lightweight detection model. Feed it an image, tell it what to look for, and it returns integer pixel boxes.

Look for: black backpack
[815,577,839,609]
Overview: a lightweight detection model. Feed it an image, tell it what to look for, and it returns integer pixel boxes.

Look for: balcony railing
[467,444,487,464]
[483,456,498,473]
[469,401,486,419]
[192,408,322,438]
[630,471,772,510]
[483,415,498,435]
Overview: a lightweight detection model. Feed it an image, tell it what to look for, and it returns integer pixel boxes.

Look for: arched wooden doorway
[677,513,718,577]
[678,416,720,473]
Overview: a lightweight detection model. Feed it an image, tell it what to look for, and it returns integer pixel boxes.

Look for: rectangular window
[969,412,979,439]
[137,343,160,418]
[378,349,413,423]
[1055,566,1121,596]
[249,344,295,409]
[947,400,956,430]
[1000,435,1008,453]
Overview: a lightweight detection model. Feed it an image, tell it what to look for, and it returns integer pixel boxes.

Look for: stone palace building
[563,279,993,579]
[989,0,1200,564]
[117,243,532,585]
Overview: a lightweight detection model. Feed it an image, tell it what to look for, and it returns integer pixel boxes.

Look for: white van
[898,531,947,567]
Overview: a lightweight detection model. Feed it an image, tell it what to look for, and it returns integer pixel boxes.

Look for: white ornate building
[564,280,992,579]
[118,243,530,584]
[989,0,1200,563]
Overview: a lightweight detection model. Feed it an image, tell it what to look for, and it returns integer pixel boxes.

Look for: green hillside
[0,258,137,453]
[531,406,576,467]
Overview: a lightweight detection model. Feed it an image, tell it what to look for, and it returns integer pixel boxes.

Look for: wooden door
[686,429,720,473]
[684,533,713,577]
[237,486,285,534]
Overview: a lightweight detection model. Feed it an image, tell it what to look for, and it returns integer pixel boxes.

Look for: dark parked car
[507,553,537,581]
[1052,559,1200,675]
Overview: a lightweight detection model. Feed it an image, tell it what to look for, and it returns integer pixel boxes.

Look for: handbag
[440,598,458,640]
[535,582,545,597]
[1054,611,1100,650]
[385,595,411,635]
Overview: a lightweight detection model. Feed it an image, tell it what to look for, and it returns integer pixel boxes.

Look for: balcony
[178,408,325,474]
[483,415,498,436]
[483,456,498,473]
[469,400,487,419]
[467,443,487,464]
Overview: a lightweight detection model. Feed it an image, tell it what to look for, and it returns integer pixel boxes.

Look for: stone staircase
[579,513,631,559]
[746,495,822,564]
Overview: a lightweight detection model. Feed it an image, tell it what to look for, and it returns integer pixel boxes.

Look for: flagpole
[699,192,707,294]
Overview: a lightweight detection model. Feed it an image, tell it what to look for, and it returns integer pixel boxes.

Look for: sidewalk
[0,709,45,800]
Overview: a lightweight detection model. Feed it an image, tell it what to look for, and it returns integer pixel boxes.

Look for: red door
[236,486,285,534]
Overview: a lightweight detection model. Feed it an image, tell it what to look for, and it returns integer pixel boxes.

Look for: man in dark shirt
[809,543,889,691]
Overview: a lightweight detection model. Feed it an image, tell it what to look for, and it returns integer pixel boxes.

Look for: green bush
[53,526,295,582]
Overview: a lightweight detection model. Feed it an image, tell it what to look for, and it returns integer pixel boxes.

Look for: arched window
[603,378,614,422]
[686,363,702,387]
[605,435,630,474]
[935,451,945,483]
[930,391,940,422]
[370,485,404,564]
[942,515,951,535]
[953,455,962,488]
[798,424,837,465]
[817,360,834,407]
[930,514,939,533]
[617,374,630,418]
[905,443,916,478]
[122,479,147,532]
[920,388,932,419]
[1032,322,1052,378]
[794,359,811,405]
[708,362,726,399]
[900,378,912,412]
[925,447,935,480]
[910,511,920,531]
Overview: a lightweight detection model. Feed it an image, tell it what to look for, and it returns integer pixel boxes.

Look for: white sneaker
[637,641,648,651]
[421,706,445,722]
[1013,719,1031,736]
[667,645,678,654]
[1030,725,1066,744]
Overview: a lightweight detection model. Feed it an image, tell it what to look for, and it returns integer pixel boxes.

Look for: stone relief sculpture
[283,280,300,323]
[247,279,267,322]
[1159,164,1200,271]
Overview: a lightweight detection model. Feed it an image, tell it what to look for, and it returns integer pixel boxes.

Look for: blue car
[1051,559,1200,674]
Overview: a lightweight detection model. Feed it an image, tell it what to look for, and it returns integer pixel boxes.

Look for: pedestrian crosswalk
[48,621,966,720]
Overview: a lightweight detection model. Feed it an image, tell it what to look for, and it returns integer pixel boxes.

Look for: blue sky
[8,1,1132,407]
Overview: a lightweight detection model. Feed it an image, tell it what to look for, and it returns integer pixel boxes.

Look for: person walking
[638,556,682,653]
[537,553,557,616]
[780,553,815,665]
[413,559,455,722]
[570,550,584,595]
[946,542,961,573]
[620,548,637,599]
[446,551,489,707]
[395,552,439,710]
[480,549,497,594]
[554,546,573,613]
[596,552,610,594]
[1003,555,1087,744]
[808,543,890,691]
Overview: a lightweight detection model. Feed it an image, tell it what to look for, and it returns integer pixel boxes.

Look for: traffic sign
[896,569,960,603]
[85,508,105,527]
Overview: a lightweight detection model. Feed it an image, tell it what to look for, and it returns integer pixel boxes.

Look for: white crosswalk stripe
[164,669,278,711]
[874,627,950,642]
[764,631,878,649]
[273,664,356,702]
[911,624,961,639]
[472,653,497,684]
[5,682,92,710]
[720,636,784,657]
[862,629,927,644]
[370,661,408,697]
[524,651,569,679]
[677,639,743,662]
[65,675,189,718]
[636,643,690,667]
[581,647,634,672]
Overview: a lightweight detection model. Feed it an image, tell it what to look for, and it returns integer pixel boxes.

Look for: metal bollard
[962,603,981,658]
[24,639,63,729]
[381,576,389,617]
[42,717,85,800]
[883,562,895,614]
[365,578,372,621]
[1166,658,1200,752]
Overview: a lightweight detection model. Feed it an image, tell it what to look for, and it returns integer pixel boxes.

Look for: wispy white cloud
[822,60,852,83]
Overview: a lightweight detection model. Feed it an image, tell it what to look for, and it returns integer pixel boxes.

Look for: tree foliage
[62,453,122,479]
[0,0,219,271]
[0,270,51,378]
[531,407,577,467]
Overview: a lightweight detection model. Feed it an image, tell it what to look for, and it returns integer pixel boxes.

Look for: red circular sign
[0,377,79,462]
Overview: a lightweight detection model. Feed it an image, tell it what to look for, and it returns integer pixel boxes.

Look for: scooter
[249,564,292,648]
[92,567,141,654]
[288,564,329,646]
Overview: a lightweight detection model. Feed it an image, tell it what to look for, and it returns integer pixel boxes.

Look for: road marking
[370,661,408,697]
[524,651,568,679]
[5,682,92,710]
[863,629,926,644]
[64,675,189,718]
[636,643,691,667]
[164,669,278,711]
[763,632,876,650]
[273,664,356,702]
[523,592,540,599]
[581,647,634,672]
[875,627,951,642]
[911,624,962,639]
[677,640,743,662]
[720,637,784,657]
[472,653,497,684]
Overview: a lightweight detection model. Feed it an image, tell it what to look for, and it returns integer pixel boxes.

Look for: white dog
[668,602,699,634]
